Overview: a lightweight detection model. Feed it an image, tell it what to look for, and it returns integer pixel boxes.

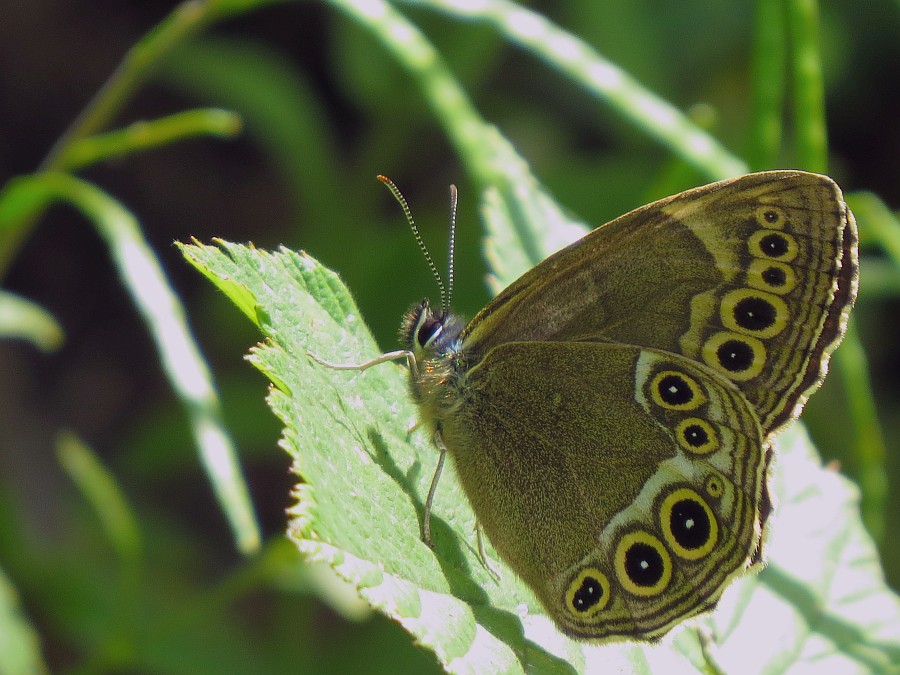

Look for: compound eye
[417,318,443,348]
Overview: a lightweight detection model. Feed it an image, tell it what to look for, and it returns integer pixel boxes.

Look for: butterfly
[325,171,857,641]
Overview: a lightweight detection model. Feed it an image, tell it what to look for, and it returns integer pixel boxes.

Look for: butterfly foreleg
[476,522,500,580]
[423,431,448,548]
[307,348,414,372]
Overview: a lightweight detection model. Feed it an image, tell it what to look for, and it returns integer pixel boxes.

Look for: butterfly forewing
[460,171,857,435]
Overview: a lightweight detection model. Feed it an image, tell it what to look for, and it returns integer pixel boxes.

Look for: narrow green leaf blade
[0,291,64,352]
[0,566,48,675]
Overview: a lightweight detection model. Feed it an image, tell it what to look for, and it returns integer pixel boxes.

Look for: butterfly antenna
[377,175,448,311]
[446,184,458,312]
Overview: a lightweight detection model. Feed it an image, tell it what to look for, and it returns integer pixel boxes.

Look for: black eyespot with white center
[722,289,788,339]
[625,543,665,587]
[733,296,777,332]
[674,418,719,455]
[565,568,611,616]
[747,259,797,295]
[749,229,798,262]
[705,475,725,499]
[761,265,787,287]
[661,488,719,559]
[573,576,604,611]
[703,332,766,381]
[684,423,708,447]
[669,499,711,550]
[615,532,672,596]
[759,233,789,258]
[755,205,787,229]
[717,339,754,372]
[659,375,692,405]
[649,370,707,412]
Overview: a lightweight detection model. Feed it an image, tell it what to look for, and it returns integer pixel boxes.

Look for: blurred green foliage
[0,0,898,672]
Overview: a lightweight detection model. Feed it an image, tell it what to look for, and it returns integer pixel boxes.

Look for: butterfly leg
[423,431,449,548]
[476,523,500,580]
[406,419,423,439]
[306,348,413,371]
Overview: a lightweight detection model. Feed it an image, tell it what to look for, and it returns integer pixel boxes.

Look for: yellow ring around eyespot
[565,567,612,617]
[754,205,787,229]
[748,229,799,262]
[649,370,707,411]
[746,258,797,295]
[660,488,719,560]
[614,531,672,597]
[705,474,726,499]
[720,288,789,339]
[702,331,766,381]
[674,418,719,455]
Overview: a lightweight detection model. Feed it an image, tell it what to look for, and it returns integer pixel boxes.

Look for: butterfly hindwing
[441,340,764,640]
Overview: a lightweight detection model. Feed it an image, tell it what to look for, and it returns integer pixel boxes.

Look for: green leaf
[701,424,900,673]
[0,291,64,352]
[181,240,900,673]
[0,173,260,556]
[58,109,242,171]
[0,566,48,675]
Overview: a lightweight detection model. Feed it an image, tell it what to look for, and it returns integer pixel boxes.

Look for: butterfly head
[400,298,469,423]
[401,298,466,360]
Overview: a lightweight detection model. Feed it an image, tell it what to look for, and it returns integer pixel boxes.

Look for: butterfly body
[400,171,857,641]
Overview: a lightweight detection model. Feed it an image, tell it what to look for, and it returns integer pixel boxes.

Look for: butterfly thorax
[401,299,470,429]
